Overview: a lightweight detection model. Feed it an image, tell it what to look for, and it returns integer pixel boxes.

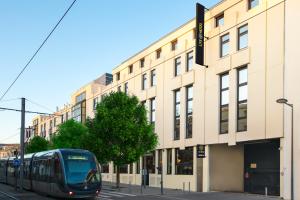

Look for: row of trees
[25,92,158,188]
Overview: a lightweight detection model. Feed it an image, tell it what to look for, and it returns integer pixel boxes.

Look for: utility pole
[20,97,25,192]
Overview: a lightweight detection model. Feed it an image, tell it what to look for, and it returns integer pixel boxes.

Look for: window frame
[150,69,156,87]
[166,149,172,175]
[220,33,230,58]
[248,0,259,10]
[174,57,181,77]
[237,66,248,132]
[174,89,180,140]
[150,98,156,125]
[215,13,224,27]
[142,73,147,90]
[238,24,248,50]
[219,72,229,134]
[128,65,133,74]
[171,39,178,51]
[186,51,194,72]
[140,58,145,68]
[186,85,193,139]
[156,48,161,59]
[116,72,120,81]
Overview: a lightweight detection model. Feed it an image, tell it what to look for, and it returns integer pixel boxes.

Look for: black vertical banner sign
[195,3,205,66]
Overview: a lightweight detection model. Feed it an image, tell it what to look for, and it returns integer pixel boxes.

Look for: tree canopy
[25,136,49,154]
[50,119,88,149]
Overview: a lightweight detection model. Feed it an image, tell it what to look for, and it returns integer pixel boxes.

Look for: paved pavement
[0,182,281,200]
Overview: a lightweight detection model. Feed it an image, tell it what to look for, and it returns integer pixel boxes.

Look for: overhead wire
[0,0,78,102]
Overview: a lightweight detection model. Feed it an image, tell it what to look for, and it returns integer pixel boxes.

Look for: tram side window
[54,156,63,183]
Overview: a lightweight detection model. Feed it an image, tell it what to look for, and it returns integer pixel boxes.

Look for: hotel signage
[195,3,205,66]
[197,144,206,158]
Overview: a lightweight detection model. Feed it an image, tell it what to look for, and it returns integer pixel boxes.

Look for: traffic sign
[13,159,20,167]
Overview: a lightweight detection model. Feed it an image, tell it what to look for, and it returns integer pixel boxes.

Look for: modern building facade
[31,0,299,199]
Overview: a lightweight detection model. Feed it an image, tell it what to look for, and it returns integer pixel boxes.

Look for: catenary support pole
[20,97,25,192]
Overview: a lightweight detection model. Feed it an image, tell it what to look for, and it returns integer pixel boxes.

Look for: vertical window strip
[237,67,248,132]
[174,90,180,140]
[220,73,229,134]
[186,86,193,138]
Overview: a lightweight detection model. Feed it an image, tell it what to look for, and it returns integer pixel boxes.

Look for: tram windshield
[62,151,100,185]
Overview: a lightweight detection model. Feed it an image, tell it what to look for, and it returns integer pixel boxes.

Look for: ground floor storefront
[102,138,288,198]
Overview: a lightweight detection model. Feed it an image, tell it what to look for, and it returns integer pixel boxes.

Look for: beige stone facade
[31,0,299,199]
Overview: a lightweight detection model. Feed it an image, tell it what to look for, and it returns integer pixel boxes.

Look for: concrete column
[172,148,176,175]
[202,145,210,192]
[282,136,292,199]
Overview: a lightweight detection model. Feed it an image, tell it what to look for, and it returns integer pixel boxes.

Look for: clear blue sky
[0,0,220,144]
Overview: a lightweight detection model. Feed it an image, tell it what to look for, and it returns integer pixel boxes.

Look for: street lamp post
[276,98,294,200]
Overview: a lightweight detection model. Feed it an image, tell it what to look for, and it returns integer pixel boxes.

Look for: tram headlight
[69,191,74,196]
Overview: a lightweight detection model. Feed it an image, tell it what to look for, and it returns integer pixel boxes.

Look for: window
[76,92,86,103]
[128,65,133,74]
[66,112,69,121]
[129,163,133,174]
[174,57,181,76]
[158,149,163,174]
[117,85,121,92]
[156,48,161,59]
[136,159,140,174]
[238,24,248,50]
[186,51,193,72]
[102,164,109,173]
[142,73,147,90]
[150,69,156,87]
[119,164,128,174]
[124,82,128,94]
[193,28,196,40]
[186,86,193,138]
[171,40,178,51]
[220,33,230,57]
[175,147,193,175]
[140,58,145,68]
[150,98,156,126]
[116,72,120,81]
[215,13,224,27]
[220,73,229,134]
[248,0,259,9]
[237,67,248,132]
[174,89,180,140]
[54,118,57,127]
[93,97,98,110]
[167,149,172,174]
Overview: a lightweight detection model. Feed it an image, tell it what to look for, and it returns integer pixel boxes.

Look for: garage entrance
[244,139,280,196]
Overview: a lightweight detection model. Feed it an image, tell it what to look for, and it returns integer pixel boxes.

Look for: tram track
[0,190,19,200]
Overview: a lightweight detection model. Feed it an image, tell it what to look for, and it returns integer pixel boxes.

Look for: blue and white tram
[0,149,102,199]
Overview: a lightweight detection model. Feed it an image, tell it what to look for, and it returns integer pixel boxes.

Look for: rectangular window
[136,159,140,174]
[220,73,229,134]
[142,73,147,90]
[76,92,86,103]
[129,163,133,174]
[175,147,193,175]
[124,82,128,94]
[150,98,156,126]
[158,149,163,174]
[171,39,178,51]
[248,0,259,9]
[220,33,230,57]
[174,57,181,76]
[167,149,172,174]
[186,51,193,72]
[116,72,120,81]
[140,58,145,68]
[156,48,161,59]
[186,86,193,138]
[238,24,248,50]
[150,69,156,87]
[128,65,133,74]
[117,85,121,92]
[215,13,224,27]
[119,164,128,174]
[174,89,180,140]
[237,67,248,132]
[102,164,109,173]
[93,97,98,110]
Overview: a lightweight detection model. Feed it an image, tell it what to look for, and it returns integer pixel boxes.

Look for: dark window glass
[215,14,224,27]
[220,33,230,57]
[116,72,120,81]
[174,90,180,140]
[167,149,172,175]
[93,97,98,110]
[158,150,163,174]
[248,0,259,9]
[237,67,248,132]
[175,57,181,76]
[156,48,161,59]
[186,86,193,138]
[102,163,109,173]
[186,51,193,72]
[128,65,133,74]
[124,82,128,94]
[220,73,229,134]
[119,164,128,174]
[171,40,178,51]
[175,147,193,175]
[117,86,121,92]
[238,24,248,50]
[129,163,133,174]
[140,58,145,68]
[150,98,156,127]
[136,159,140,174]
[142,73,147,90]
[151,69,156,87]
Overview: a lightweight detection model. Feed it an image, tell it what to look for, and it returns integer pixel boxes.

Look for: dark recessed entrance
[244,139,280,196]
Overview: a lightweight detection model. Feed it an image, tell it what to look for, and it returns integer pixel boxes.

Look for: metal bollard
[265,187,268,197]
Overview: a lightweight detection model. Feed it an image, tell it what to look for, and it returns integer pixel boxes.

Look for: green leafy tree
[50,119,88,149]
[86,92,158,188]
[25,136,49,154]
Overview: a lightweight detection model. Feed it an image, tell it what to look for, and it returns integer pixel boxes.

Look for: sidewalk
[0,183,52,200]
[102,181,191,196]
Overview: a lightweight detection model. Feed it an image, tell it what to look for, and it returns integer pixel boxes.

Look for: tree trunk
[116,165,120,189]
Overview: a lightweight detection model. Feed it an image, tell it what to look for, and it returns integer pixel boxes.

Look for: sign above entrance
[197,145,206,158]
